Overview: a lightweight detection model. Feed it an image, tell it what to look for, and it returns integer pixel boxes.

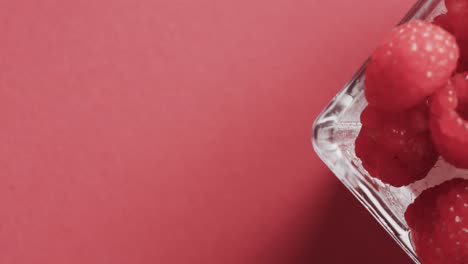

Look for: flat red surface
[0,0,416,263]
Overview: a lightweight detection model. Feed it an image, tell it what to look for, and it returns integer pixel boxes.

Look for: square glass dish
[312,0,468,263]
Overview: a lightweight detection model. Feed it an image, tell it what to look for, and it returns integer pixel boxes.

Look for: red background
[0,0,415,263]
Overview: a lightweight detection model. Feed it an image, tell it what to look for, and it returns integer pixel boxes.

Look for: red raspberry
[365,20,459,112]
[430,73,468,168]
[355,105,438,187]
[405,179,468,264]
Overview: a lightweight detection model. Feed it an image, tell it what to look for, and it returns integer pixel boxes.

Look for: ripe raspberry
[355,105,438,187]
[430,73,468,168]
[365,20,459,112]
[405,179,468,264]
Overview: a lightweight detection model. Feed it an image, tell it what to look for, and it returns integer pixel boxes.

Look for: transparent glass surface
[312,0,468,263]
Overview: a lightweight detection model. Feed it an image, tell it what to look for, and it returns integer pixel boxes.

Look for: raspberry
[405,179,468,264]
[365,20,459,112]
[430,73,468,168]
[355,105,438,187]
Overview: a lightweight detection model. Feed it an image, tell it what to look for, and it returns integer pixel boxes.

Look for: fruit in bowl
[354,4,467,263]
[405,179,467,264]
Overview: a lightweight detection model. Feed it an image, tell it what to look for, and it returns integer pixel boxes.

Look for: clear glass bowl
[312,0,468,263]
